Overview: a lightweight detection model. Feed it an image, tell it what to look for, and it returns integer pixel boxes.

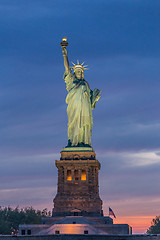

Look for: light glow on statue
[61,37,101,147]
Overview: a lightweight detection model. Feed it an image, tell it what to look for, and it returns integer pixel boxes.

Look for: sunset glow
[114,216,153,234]
[1,0,160,235]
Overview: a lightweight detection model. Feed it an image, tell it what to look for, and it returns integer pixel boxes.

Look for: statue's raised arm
[60,37,70,74]
[60,37,101,148]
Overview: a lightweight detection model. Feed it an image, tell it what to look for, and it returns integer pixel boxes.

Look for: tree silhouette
[0,206,50,235]
[147,216,160,234]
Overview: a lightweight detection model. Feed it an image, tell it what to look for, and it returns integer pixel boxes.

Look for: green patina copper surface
[61,38,101,147]
[61,147,94,152]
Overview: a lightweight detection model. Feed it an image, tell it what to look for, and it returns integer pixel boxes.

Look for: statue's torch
[60,37,68,47]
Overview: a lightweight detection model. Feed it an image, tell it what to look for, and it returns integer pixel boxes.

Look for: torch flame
[62,37,67,42]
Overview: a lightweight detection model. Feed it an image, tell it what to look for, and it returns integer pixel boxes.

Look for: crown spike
[71,60,88,72]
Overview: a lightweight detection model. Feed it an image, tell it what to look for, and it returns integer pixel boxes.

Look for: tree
[147,216,160,234]
[0,206,50,235]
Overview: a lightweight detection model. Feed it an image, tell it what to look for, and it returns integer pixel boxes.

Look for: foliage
[147,216,160,234]
[0,206,51,235]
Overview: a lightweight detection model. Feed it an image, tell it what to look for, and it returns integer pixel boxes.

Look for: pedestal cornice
[55,159,101,170]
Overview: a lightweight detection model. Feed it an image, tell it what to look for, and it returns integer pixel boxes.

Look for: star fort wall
[0,234,160,240]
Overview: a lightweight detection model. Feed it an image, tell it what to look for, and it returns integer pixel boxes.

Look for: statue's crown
[71,60,88,72]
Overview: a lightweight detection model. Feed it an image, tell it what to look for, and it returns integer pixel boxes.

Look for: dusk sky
[1,0,160,234]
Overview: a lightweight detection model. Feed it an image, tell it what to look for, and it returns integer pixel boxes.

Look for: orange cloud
[114,216,153,234]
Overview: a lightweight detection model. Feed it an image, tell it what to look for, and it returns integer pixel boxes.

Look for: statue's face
[75,68,83,79]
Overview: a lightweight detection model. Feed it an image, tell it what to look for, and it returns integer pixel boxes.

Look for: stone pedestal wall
[53,150,102,216]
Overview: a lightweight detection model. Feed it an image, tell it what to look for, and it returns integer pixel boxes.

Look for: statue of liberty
[61,38,101,147]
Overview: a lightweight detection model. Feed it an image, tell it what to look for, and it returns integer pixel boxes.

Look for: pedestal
[53,148,103,217]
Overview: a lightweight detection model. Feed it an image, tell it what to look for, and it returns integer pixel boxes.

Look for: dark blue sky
[0,0,160,233]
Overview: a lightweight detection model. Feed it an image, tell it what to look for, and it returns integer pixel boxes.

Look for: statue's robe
[64,71,93,146]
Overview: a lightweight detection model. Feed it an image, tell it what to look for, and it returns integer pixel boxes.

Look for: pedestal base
[53,150,102,217]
